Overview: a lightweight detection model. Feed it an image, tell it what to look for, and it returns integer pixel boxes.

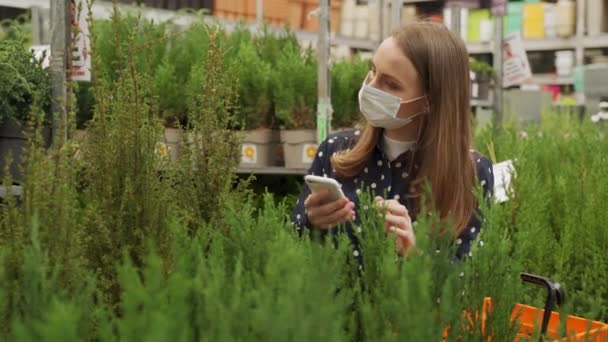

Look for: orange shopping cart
[445,273,608,341]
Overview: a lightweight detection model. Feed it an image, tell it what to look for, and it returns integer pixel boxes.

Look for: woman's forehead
[373,37,420,86]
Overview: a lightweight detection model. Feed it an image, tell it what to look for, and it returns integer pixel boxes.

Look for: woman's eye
[385,80,399,90]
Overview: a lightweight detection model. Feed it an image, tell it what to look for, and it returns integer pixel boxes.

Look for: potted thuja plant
[331,57,368,130]
[234,37,282,169]
[154,57,186,162]
[273,45,318,170]
[469,57,495,101]
[0,37,51,183]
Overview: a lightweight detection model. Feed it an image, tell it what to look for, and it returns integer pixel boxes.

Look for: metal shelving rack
[2,0,606,175]
[0,0,378,49]
[237,167,308,175]
[3,1,607,78]
[0,185,22,199]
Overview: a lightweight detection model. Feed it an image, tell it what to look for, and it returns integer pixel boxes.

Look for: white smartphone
[304,175,345,204]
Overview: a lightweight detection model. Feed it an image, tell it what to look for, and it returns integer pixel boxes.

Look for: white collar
[381,133,415,161]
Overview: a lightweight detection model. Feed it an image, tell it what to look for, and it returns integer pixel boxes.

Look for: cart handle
[520,273,567,338]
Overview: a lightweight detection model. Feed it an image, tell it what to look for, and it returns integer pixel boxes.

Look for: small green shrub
[273,46,317,130]
[233,39,273,129]
[0,38,50,124]
[331,57,368,129]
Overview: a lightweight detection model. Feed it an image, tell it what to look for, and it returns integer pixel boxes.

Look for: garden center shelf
[530,74,575,86]
[0,0,376,50]
[4,0,608,53]
[237,167,307,176]
[470,99,493,107]
[0,185,22,199]
[468,36,608,54]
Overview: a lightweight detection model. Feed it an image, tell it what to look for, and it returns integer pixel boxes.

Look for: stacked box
[523,2,545,39]
[505,2,524,35]
[444,7,468,42]
[587,0,608,35]
[467,9,490,43]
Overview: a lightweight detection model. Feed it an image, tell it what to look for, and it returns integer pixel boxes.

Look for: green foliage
[162,21,212,126]
[1,6,607,341]
[0,14,32,46]
[3,111,608,339]
[474,113,608,322]
[166,29,242,232]
[0,37,50,124]
[78,7,174,305]
[233,39,273,129]
[469,57,495,78]
[273,46,317,130]
[91,14,371,131]
[255,26,300,66]
[92,12,168,86]
[331,58,368,128]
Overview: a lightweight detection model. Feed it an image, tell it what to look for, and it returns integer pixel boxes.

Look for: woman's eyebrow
[371,59,406,86]
[384,73,404,86]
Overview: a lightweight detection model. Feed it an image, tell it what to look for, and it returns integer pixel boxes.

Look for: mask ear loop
[407,96,429,178]
[405,102,428,213]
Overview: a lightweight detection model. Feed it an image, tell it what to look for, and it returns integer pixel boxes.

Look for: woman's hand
[374,196,416,256]
[305,190,356,229]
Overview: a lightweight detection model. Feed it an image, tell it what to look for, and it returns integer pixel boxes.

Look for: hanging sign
[71,0,92,81]
[502,31,532,88]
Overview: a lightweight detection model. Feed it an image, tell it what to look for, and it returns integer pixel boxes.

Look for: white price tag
[241,144,257,164]
[302,144,318,164]
[493,160,516,203]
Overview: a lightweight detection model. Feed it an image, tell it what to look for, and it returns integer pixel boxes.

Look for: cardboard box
[523,2,545,39]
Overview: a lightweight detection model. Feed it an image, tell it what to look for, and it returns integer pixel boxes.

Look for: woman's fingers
[304,190,330,208]
[388,226,414,239]
[388,202,408,217]
[308,198,352,220]
[305,191,355,229]
[375,196,415,255]
[314,202,356,227]
[374,197,408,217]
[385,213,409,230]
[388,226,416,255]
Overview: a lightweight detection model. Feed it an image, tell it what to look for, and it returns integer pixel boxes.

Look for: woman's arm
[292,139,330,232]
[455,155,495,259]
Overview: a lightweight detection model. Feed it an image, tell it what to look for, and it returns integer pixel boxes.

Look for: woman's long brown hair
[331,22,477,237]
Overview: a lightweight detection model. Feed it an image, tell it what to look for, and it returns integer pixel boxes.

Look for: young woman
[292,22,494,260]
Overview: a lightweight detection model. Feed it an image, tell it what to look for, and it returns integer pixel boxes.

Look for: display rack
[237,167,307,175]
[2,1,607,74]
[0,185,22,199]
[0,0,378,49]
[2,0,606,175]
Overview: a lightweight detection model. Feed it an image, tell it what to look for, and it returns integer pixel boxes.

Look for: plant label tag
[241,144,257,164]
[72,0,92,81]
[493,160,515,203]
[472,82,479,98]
[30,45,51,68]
[302,144,318,164]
